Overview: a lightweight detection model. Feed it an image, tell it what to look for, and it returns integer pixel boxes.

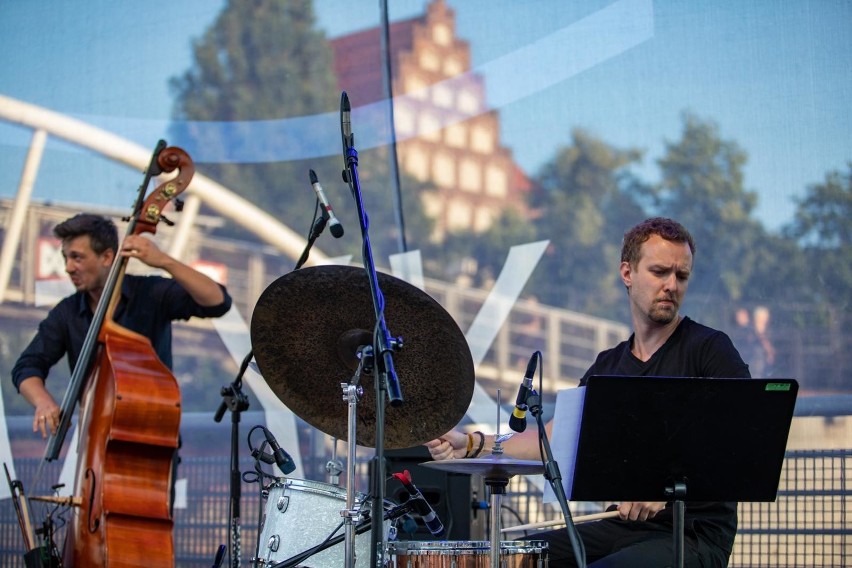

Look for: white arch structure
[0,93,329,303]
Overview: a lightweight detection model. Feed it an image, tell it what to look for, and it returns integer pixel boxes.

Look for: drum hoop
[387,540,548,554]
[270,478,368,503]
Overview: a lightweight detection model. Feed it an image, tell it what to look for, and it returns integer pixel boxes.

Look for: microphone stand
[294,209,328,270]
[528,392,586,568]
[214,350,252,568]
[340,91,403,568]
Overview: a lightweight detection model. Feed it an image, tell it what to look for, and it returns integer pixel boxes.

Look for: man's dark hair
[621,217,696,267]
[53,214,119,255]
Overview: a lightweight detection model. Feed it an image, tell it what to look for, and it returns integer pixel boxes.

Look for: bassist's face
[61,235,114,298]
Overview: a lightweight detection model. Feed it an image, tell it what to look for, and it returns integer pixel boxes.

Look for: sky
[0,0,850,232]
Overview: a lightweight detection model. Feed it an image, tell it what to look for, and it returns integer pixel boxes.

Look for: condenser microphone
[309,170,344,238]
[392,470,445,538]
[508,353,538,433]
[263,427,296,475]
[341,91,352,146]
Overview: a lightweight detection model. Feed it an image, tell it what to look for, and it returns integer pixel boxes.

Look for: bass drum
[255,478,389,567]
[386,540,548,567]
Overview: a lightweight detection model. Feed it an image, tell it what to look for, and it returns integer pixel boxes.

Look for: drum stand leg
[486,478,508,568]
[341,346,372,568]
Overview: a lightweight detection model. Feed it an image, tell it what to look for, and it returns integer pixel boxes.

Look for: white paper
[542,387,585,503]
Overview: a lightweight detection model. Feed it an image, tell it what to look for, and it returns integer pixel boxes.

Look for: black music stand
[569,376,798,568]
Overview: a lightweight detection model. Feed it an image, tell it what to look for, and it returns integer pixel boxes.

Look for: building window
[471,125,494,153]
[406,147,429,181]
[420,50,440,72]
[422,191,442,218]
[444,56,464,76]
[458,89,479,115]
[406,76,428,99]
[419,112,442,142]
[445,122,466,148]
[433,152,456,187]
[474,207,495,232]
[447,199,472,230]
[433,23,452,46]
[459,157,481,192]
[395,105,415,136]
[433,83,454,108]
[485,164,508,197]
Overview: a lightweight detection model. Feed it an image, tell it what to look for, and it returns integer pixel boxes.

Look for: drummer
[426,218,749,568]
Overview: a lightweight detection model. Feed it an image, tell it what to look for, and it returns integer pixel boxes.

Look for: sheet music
[543,386,585,503]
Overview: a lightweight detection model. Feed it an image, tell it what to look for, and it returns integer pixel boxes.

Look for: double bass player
[12,212,232,436]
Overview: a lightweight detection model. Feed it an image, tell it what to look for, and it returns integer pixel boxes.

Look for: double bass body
[66,321,181,567]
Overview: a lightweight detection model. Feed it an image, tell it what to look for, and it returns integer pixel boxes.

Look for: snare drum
[255,478,387,567]
[387,540,548,567]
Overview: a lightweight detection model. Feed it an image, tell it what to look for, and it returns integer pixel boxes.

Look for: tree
[525,129,649,319]
[654,113,770,314]
[168,0,343,248]
[785,164,852,307]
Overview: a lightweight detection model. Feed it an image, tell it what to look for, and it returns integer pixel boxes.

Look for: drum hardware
[325,437,344,486]
[341,345,371,568]
[386,540,549,567]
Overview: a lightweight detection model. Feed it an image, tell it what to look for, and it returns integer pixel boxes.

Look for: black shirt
[12,274,232,390]
[579,316,750,558]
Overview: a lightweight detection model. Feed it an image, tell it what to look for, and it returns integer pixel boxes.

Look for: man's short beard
[649,306,677,324]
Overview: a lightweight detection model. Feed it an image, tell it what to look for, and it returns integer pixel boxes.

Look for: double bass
[44,141,194,567]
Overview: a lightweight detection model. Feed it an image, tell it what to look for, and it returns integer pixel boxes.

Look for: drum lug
[277,495,290,512]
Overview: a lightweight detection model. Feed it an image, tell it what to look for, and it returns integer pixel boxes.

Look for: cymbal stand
[341,345,372,568]
[485,390,508,568]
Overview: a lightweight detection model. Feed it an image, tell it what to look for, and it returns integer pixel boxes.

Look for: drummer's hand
[616,501,666,522]
[424,430,469,460]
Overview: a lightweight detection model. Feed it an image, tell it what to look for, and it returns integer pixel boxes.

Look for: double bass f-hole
[85,468,99,533]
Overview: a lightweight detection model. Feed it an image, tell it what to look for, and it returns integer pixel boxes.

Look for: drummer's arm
[481,419,553,461]
[426,420,553,461]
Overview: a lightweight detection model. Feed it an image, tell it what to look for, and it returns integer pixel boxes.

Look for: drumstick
[501,510,619,532]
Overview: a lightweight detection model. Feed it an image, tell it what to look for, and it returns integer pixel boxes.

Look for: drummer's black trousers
[532,518,730,568]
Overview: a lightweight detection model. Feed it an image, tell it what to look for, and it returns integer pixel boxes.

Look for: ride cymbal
[250,265,475,449]
[421,455,545,480]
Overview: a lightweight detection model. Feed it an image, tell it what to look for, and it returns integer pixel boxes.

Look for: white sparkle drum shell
[255,478,385,567]
[386,540,548,567]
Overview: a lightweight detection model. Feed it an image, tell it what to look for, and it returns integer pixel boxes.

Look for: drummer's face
[62,235,114,295]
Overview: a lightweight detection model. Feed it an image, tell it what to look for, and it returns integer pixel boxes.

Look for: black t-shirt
[579,316,750,557]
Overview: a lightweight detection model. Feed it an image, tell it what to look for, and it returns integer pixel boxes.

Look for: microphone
[263,427,296,475]
[341,92,352,145]
[391,470,445,538]
[309,170,344,238]
[508,353,538,433]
